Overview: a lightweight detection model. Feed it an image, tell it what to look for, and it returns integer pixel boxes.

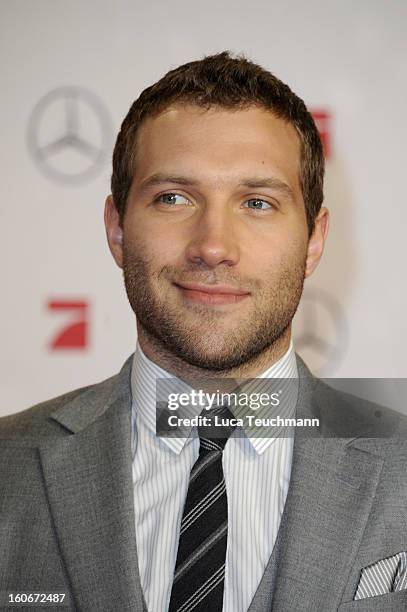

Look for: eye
[244,198,273,211]
[155,193,191,206]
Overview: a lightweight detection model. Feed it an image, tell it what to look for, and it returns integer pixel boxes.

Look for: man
[1,52,406,612]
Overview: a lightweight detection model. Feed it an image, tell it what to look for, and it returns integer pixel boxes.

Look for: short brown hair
[111,51,324,235]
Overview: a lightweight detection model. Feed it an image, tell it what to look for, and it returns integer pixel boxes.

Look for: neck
[137,324,292,386]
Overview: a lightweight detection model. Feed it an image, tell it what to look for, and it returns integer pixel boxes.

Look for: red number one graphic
[47,299,89,350]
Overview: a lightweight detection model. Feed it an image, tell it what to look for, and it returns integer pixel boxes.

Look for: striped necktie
[169,406,236,612]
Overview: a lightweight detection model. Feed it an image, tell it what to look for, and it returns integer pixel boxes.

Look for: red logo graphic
[311,109,332,159]
[47,299,89,350]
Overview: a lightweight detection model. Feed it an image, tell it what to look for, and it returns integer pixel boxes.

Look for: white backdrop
[1,0,406,416]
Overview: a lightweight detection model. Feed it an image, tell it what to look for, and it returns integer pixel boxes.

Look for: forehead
[133,104,302,193]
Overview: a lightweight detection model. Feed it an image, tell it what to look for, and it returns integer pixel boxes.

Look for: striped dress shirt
[130,342,298,612]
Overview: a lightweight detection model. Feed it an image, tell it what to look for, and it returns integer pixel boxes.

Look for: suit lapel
[39,357,147,611]
[269,436,384,611]
[249,357,385,612]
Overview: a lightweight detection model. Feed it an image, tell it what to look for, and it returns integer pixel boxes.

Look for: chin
[173,341,250,371]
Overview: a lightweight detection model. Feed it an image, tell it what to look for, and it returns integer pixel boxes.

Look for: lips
[174,281,250,305]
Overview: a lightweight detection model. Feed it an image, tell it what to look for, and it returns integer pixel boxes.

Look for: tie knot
[198,405,236,452]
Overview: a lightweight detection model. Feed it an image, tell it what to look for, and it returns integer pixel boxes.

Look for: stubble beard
[122,241,306,372]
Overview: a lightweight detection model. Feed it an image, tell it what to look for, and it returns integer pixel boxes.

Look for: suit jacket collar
[50,354,134,434]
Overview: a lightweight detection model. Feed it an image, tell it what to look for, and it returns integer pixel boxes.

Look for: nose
[184,203,240,268]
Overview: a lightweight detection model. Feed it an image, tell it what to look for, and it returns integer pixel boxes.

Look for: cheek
[124,225,184,274]
[152,229,192,269]
[244,229,307,271]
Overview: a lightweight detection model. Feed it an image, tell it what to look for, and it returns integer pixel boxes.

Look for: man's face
[107,104,323,370]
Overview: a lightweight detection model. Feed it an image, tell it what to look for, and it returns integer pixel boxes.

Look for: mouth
[173,281,251,306]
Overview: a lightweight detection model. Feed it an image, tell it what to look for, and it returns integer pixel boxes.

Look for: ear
[305,206,329,278]
[104,195,124,269]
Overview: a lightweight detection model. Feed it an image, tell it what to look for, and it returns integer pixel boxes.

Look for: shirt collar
[131,340,298,456]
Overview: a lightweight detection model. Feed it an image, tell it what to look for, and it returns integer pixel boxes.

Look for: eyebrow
[138,173,295,201]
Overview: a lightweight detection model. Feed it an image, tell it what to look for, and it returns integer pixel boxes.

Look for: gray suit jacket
[1,355,407,612]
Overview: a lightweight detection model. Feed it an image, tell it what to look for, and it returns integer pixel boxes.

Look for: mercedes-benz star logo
[27,86,113,185]
[293,286,349,375]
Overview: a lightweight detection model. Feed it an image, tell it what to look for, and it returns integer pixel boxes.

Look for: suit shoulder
[315,378,407,440]
[0,381,106,440]
[0,355,133,443]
